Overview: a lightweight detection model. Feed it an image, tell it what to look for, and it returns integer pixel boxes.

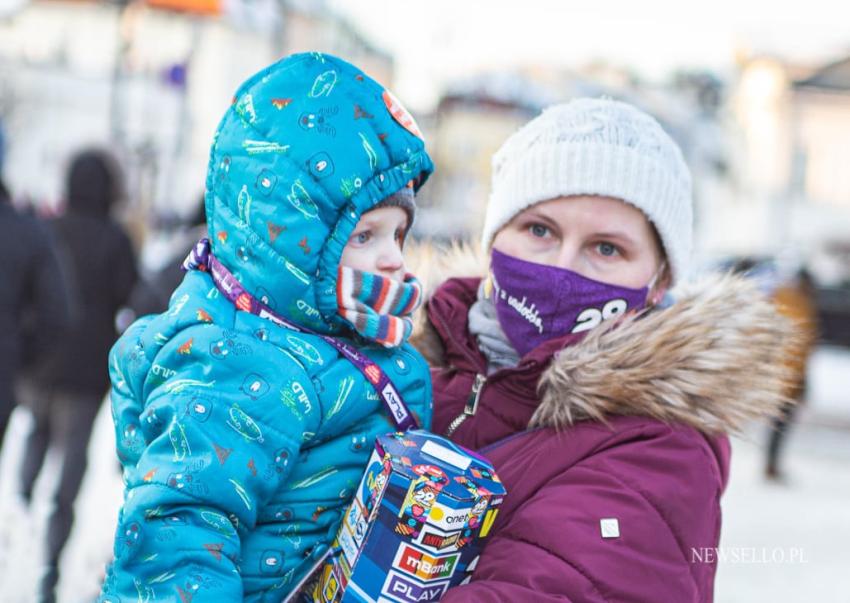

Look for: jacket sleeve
[108,225,138,311]
[20,219,70,369]
[442,426,725,603]
[101,321,320,602]
[108,317,152,467]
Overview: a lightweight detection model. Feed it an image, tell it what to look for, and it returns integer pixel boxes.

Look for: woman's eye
[529,223,549,238]
[597,242,620,257]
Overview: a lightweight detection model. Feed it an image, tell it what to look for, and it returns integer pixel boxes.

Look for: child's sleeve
[101,323,320,602]
[109,318,152,469]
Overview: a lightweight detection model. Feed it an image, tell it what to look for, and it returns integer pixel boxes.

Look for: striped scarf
[337,266,422,348]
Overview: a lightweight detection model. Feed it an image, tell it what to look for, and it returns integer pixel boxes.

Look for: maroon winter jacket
[412,272,793,603]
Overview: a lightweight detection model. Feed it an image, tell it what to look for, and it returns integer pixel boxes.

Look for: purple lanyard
[183,238,418,432]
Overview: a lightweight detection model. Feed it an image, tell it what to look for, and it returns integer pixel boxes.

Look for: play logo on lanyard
[489,248,649,356]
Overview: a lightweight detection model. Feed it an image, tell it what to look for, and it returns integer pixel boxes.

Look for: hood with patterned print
[205,52,433,336]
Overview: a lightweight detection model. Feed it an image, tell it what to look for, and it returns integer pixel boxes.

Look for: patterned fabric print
[205,52,433,338]
[100,51,434,603]
[336,265,422,348]
[101,271,432,602]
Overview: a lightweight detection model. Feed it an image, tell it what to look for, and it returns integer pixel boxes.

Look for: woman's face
[492,195,669,298]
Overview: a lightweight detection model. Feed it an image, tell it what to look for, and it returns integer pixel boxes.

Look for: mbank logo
[394,543,459,582]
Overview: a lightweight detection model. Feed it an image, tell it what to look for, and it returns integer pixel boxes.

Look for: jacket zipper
[445,373,486,437]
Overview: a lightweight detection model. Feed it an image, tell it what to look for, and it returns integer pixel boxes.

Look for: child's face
[341,206,408,281]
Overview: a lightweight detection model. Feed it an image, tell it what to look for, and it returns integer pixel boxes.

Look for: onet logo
[443,512,469,525]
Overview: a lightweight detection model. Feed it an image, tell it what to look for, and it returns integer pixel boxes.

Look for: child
[100,53,434,602]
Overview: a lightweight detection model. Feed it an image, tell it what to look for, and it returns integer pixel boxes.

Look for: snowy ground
[715,424,850,603]
[0,401,122,603]
[0,346,849,603]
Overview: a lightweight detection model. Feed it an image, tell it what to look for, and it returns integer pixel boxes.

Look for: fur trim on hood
[408,241,799,435]
[405,240,487,366]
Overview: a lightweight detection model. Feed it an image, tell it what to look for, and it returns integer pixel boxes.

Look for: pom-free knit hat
[370,185,416,229]
[481,98,693,284]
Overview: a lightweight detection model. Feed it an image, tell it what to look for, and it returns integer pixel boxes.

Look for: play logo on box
[381,570,450,603]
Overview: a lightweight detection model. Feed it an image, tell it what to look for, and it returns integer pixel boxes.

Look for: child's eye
[528,223,549,238]
[353,231,371,245]
[596,242,621,257]
[394,228,406,244]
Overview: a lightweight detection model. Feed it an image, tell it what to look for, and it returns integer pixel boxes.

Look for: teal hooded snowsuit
[100,53,434,602]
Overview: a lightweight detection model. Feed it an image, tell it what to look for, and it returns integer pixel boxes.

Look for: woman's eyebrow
[524,211,559,229]
[594,231,638,247]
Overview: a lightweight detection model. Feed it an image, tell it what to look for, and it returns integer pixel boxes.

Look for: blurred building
[415,73,550,241]
[730,54,850,282]
[0,0,391,243]
[418,66,731,250]
[283,1,392,85]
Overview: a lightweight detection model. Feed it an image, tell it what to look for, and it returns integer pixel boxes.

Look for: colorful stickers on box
[394,465,448,539]
[303,430,506,603]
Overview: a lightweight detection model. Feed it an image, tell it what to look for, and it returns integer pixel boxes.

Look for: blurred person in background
[121,194,206,322]
[18,148,137,603]
[728,258,817,481]
[767,267,819,481]
[412,99,796,601]
[0,138,69,457]
[0,117,5,175]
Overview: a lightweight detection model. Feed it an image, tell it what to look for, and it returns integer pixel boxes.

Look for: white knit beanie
[481,98,693,285]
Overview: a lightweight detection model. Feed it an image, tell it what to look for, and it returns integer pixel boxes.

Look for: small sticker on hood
[383,90,423,140]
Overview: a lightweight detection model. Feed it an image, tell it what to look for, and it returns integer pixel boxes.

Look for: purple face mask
[488,248,655,357]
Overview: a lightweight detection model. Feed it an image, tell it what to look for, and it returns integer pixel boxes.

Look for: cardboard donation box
[305,430,506,602]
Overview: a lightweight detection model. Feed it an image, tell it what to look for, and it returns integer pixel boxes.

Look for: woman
[413,99,794,601]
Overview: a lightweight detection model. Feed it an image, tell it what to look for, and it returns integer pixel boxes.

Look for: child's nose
[377,242,404,278]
